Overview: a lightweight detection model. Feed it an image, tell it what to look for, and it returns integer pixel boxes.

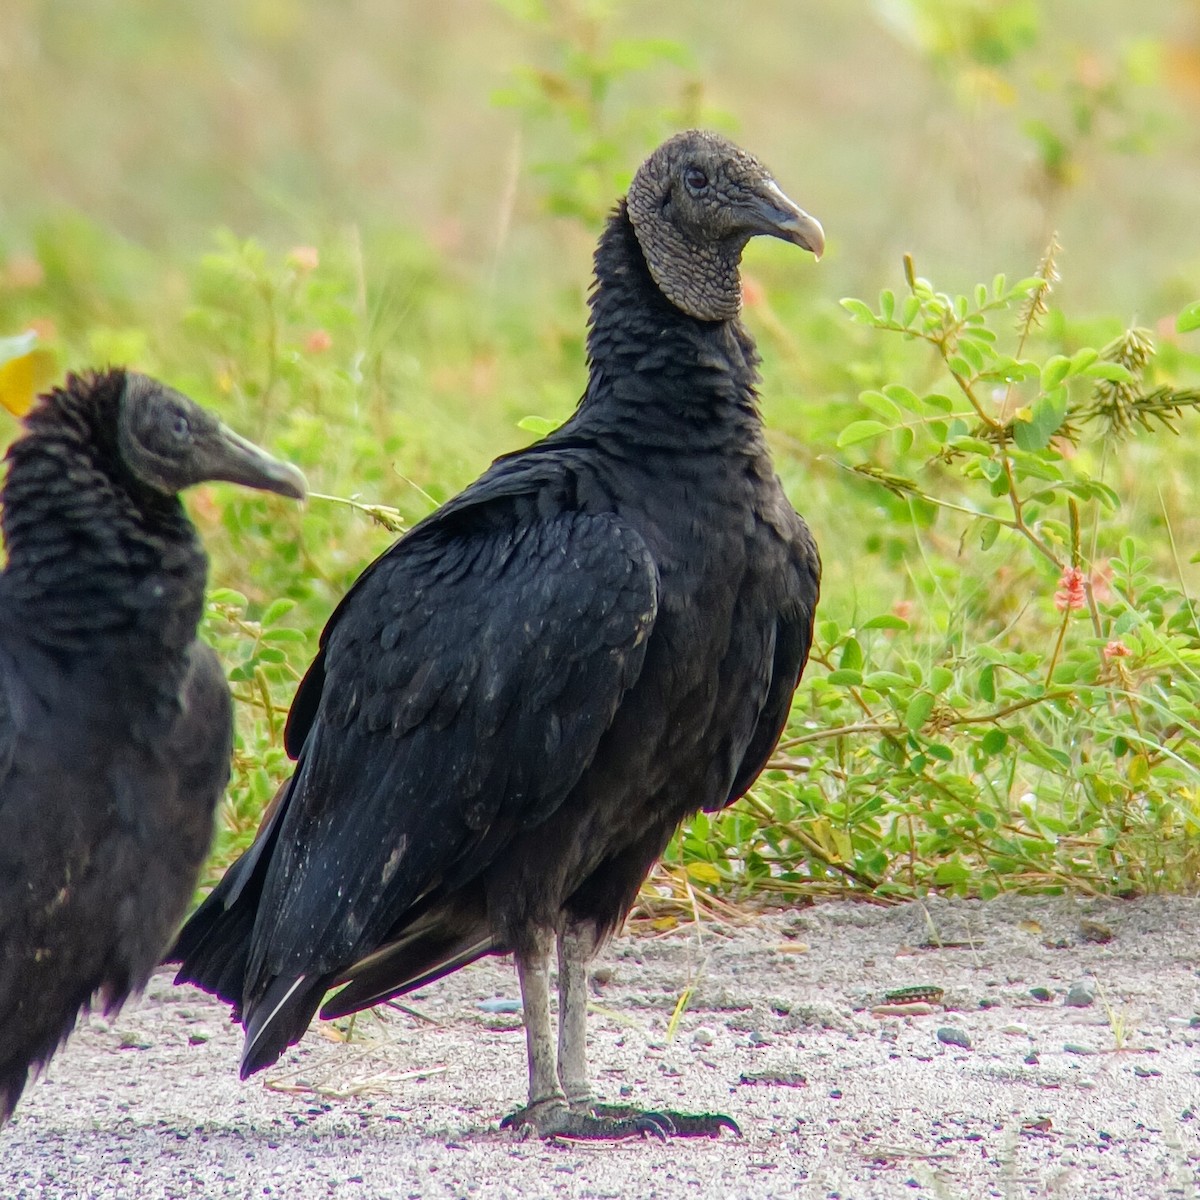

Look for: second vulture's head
[626,130,824,322]
[115,372,308,500]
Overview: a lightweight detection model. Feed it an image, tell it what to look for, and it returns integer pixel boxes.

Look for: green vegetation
[2,1,1199,905]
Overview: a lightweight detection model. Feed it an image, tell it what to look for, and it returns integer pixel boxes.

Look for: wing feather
[244,507,658,1000]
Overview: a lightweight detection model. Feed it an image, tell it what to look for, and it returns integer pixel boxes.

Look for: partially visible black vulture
[0,370,305,1125]
[172,130,823,1139]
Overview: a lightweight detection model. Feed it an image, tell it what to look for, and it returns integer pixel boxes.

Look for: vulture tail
[239,973,329,1079]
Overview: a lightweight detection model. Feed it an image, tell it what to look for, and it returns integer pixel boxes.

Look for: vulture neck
[578,200,765,456]
[0,377,208,661]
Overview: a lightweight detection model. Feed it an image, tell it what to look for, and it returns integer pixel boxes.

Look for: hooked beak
[744,180,825,260]
[200,424,307,501]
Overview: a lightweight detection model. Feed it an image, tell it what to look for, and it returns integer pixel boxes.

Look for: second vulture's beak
[198,423,308,501]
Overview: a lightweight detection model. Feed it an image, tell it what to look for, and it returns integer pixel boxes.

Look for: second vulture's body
[173,130,823,1138]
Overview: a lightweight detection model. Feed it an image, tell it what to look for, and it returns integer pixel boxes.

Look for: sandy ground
[2,894,1198,1200]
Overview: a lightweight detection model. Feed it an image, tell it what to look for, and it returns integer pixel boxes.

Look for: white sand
[4,894,1198,1199]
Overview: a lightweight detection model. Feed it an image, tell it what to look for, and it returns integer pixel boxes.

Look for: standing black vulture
[172,130,823,1139]
[0,370,305,1125]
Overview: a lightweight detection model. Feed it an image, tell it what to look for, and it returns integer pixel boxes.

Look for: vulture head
[116,373,307,500]
[626,129,824,322]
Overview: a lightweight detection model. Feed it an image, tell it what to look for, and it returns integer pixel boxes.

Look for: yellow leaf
[685,861,722,886]
[0,349,57,418]
[1127,753,1150,788]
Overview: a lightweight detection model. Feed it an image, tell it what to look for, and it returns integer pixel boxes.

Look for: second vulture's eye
[170,413,190,441]
[684,166,708,192]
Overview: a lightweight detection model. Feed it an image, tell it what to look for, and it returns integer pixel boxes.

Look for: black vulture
[0,369,305,1125]
[172,130,823,1139]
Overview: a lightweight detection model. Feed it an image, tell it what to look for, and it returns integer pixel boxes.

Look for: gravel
[4,894,1198,1199]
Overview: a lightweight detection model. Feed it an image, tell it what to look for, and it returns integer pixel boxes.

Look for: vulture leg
[502,921,739,1141]
[556,923,595,1105]
[518,931,561,1114]
[501,929,669,1140]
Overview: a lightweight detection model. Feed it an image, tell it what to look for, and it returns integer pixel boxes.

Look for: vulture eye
[684,166,709,192]
[168,412,191,442]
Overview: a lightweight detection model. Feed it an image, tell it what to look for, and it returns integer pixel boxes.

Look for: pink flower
[1103,639,1131,661]
[288,246,320,272]
[1054,566,1086,612]
[304,329,332,354]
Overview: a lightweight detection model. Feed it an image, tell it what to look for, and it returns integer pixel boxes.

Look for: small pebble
[691,1028,714,1048]
[1024,1052,1039,1065]
[477,998,522,1014]
[1001,1024,1030,1037]
[1064,1042,1097,1056]
[591,966,614,986]
[1029,987,1053,1002]
[1064,978,1097,1008]
[1133,1065,1161,1078]
[1079,919,1114,944]
[937,1027,972,1049]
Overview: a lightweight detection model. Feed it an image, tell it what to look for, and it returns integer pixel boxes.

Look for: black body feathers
[0,370,303,1123]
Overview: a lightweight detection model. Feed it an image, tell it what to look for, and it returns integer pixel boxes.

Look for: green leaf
[1040,355,1072,391]
[826,669,863,687]
[883,383,921,410]
[836,420,889,447]
[863,673,911,694]
[922,392,955,413]
[1081,361,1136,384]
[980,728,1007,755]
[932,860,970,885]
[1177,300,1200,334]
[929,666,954,694]
[517,415,561,436]
[860,614,909,631]
[905,692,935,731]
[839,636,864,672]
[1013,385,1068,451]
[879,289,896,322]
[840,297,877,323]
[209,588,248,609]
[262,598,297,625]
[978,664,996,703]
[262,627,309,643]
[859,389,903,421]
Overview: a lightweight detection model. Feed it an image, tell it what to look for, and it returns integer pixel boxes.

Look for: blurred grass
[2,0,1200,903]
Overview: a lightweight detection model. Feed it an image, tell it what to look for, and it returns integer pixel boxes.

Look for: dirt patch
[4,895,1198,1199]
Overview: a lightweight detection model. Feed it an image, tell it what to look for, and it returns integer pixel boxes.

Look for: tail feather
[167,777,292,1010]
[239,973,330,1079]
[320,892,497,1020]
[1,1069,27,1128]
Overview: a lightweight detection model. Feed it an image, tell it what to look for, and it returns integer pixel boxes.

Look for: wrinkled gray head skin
[626,129,824,322]
[117,373,307,499]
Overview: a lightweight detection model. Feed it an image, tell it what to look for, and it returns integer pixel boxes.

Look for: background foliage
[2,0,1199,905]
